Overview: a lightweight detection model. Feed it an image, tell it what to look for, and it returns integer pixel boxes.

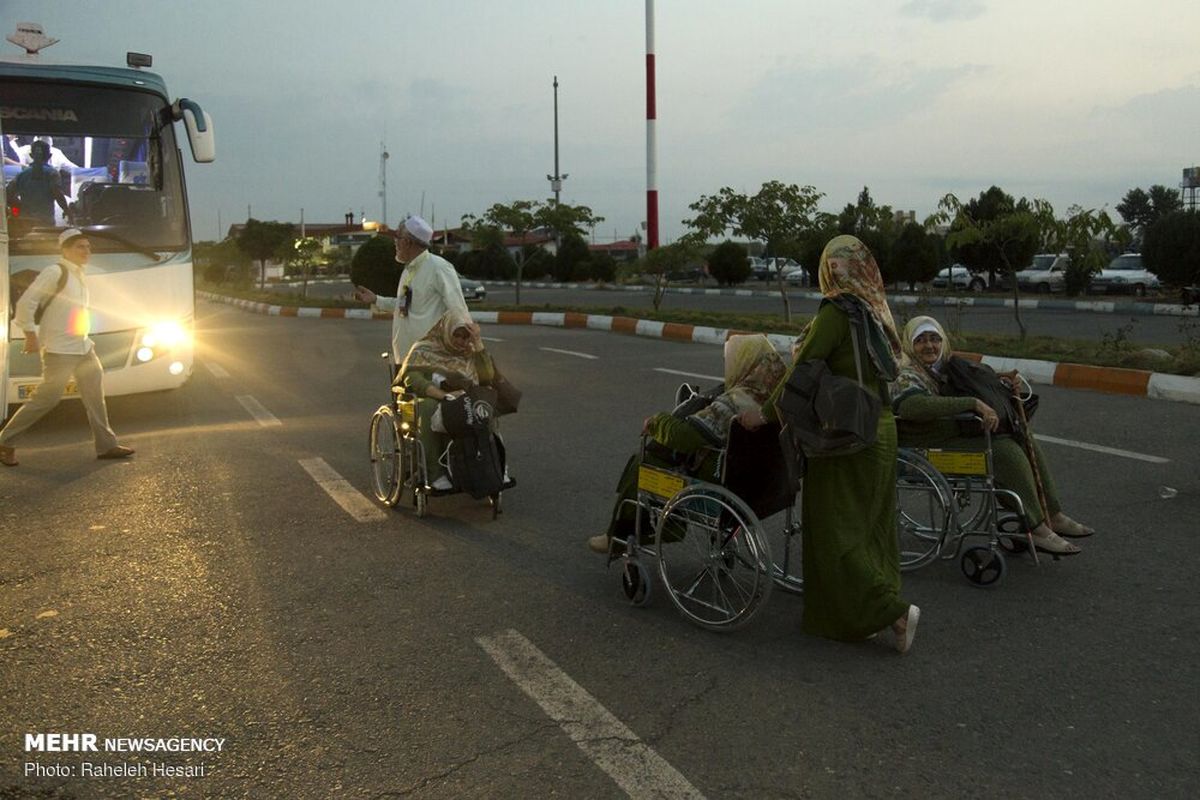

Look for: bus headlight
[141,320,190,350]
[136,320,192,365]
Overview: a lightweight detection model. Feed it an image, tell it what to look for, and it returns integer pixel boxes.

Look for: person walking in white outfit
[353,215,469,366]
[0,229,134,466]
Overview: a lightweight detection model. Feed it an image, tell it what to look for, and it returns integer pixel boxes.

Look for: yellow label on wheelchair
[399,401,416,427]
[638,465,686,500]
[923,449,988,476]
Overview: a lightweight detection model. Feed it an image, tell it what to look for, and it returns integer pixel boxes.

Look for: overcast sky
[5,1,1198,244]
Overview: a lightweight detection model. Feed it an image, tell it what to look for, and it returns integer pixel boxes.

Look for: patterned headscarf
[818,235,902,358]
[892,315,949,407]
[690,334,787,443]
[400,309,484,382]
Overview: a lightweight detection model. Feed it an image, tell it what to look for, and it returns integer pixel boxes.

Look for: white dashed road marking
[539,347,598,360]
[1035,434,1169,464]
[477,629,706,800]
[204,361,231,379]
[235,395,282,427]
[653,368,722,383]
[481,335,505,343]
[298,457,387,522]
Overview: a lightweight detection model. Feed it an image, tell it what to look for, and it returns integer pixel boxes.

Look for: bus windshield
[2,80,188,256]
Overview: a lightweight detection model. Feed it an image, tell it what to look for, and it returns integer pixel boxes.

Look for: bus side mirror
[172,98,215,163]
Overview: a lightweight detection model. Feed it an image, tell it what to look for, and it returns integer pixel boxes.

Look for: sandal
[1053,517,1095,539]
[1032,531,1082,556]
[893,605,920,654]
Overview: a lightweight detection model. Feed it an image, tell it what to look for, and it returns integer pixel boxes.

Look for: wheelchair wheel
[368,405,402,506]
[895,449,956,571]
[415,490,428,518]
[960,545,1007,588]
[655,484,773,632]
[621,558,653,607]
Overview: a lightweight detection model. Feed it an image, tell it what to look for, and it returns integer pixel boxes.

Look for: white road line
[1035,434,1170,464]
[539,346,598,360]
[235,395,282,427]
[204,361,231,379]
[481,335,505,343]
[653,368,722,383]
[298,457,387,523]
[477,629,706,800]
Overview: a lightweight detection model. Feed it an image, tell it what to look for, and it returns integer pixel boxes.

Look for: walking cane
[1010,376,1048,565]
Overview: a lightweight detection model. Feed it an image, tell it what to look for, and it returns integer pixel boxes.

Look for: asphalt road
[2,301,1197,798]
[299,279,1195,347]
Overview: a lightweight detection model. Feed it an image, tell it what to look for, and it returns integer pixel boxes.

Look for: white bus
[1,24,214,418]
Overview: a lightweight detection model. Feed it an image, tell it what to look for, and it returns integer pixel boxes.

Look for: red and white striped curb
[198,292,1200,405]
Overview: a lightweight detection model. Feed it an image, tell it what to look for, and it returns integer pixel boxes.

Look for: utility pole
[547,75,567,206]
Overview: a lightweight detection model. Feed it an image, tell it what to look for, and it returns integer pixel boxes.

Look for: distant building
[588,239,640,263]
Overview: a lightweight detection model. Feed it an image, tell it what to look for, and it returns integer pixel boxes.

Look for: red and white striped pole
[645,0,659,250]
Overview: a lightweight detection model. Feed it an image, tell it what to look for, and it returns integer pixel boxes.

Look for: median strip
[199,294,1200,405]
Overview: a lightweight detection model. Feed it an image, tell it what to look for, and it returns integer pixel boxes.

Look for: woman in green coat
[746,235,918,653]
[891,315,1092,555]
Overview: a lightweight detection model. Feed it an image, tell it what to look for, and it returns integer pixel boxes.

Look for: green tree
[553,232,591,282]
[288,236,323,298]
[1143,210,1200,288]
[1044,205,1127,296]
[349,235,399,297]
[684,180,824,320]
[890,222,940,291]
[534,202,605,240]
[707,240,750,286]
[938,193,1046,340]
[946,186,1021,285]
[1117,185,1183,245]
[469,200,539,304]
[195,238,250,284]
[638,241,701,310]
[235,219,295,289]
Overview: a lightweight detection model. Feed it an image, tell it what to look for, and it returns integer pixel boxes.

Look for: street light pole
[547,75,567,206]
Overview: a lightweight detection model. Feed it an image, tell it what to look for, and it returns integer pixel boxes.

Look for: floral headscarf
[690,334,786,444]
[399,309,484,382]
[818,235,902,358]
[892,315,949,408]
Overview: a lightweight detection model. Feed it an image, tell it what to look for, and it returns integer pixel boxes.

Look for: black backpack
[9,264,69,324]
[440,386,504,499]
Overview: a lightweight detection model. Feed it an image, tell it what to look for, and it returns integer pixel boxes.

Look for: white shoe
[431,474,453,491]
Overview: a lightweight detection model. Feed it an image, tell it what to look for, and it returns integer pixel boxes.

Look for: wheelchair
[894,416,1043,588]
[368,353,511,518]
[609,385,803,632]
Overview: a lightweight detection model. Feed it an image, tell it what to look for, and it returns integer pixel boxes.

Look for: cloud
[737,58,987,133]
[899,0,987,22]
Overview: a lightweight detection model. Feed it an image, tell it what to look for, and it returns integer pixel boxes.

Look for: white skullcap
[909,320,942,343]
[58,228,85,248]
[402,215,433,245]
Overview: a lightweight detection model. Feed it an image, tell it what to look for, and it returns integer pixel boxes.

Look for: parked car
[1088,253,1160,297]
[782,266,810,286]
[1011,253,1069,293]
[931,263,989,292]
[747,256,769,281]
[458,275,487,302]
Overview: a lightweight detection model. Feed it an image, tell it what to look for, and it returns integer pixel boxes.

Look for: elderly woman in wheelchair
[587,334,795,630]
[588,333,786,555]
[892,316,1093,558]
[369,310,513,517]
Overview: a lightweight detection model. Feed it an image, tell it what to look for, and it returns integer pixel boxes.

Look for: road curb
[198,291,1200,405]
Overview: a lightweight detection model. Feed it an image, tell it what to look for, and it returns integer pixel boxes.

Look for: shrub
[349,235,399,297]
[553,233,592,282]
[707,240,749,286]
[588,252,617,283]
[1143,210,1200,287]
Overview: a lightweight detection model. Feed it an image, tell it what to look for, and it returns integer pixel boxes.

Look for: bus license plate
[16,381,78,401]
